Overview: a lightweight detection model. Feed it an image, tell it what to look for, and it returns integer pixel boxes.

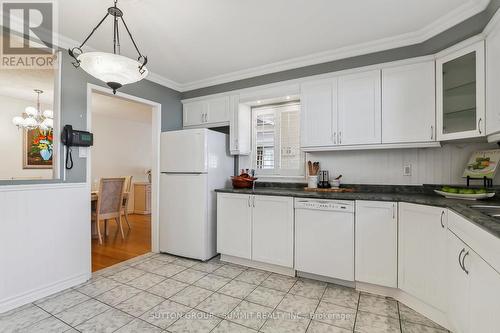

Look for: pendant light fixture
[12,89,54,130]
[68,0,148,94]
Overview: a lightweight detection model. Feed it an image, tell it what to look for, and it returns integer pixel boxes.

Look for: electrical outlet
[403,164,412,176]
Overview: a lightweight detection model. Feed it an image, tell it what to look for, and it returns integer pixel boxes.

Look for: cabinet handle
[339,131,342,144]
[478,118,482,134]
[458,248,465,271]
[392,204,396,219]
[462,251,470,275]
[333,132,337,144]
[201,113,204,123]
[204,113,208,123]
[430,125,434,140]
[252,196,255,207]
[248,196,251,207]
[440,211,445,228]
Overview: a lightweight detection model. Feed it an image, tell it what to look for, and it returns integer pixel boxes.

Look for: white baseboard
[220,255,295,277]
[0,272,91,314]
[297,271,355,288]
[356,281,451,331]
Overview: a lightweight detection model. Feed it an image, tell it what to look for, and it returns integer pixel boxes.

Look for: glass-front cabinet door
[436,40,485,141]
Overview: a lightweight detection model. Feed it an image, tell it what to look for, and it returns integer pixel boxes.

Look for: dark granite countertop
[215,184,500,239]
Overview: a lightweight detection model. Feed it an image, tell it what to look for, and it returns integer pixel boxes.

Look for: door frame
[86,83,162,253]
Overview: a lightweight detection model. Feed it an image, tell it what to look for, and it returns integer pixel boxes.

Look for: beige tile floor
[0,253,450,332]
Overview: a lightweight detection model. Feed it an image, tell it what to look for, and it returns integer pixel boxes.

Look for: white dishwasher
[295,198,354,281]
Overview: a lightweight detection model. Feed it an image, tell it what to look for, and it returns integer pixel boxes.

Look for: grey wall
[0,51,183,185]
[182,0,500,99]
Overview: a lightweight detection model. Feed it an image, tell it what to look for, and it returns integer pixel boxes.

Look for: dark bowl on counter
[231,176,258,189]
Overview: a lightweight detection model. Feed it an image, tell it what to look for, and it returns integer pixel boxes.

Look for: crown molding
[177,0,490,92]
[144,72,183,92]
[54,0,489,93]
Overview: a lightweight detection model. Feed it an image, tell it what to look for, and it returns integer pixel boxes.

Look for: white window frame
[251,102,304,177]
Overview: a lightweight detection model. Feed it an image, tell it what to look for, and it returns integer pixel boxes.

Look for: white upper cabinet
[486,22,500,138]
[183,96,230,128]
[229,95,251,155]
[206,96,230,124]
[382,61,436,143]
[300,78,337,147]
[355,201,398,288]
[183,101,207,127]
[337,70,381,145]
[398,203,448,311]
[436,40,485,141]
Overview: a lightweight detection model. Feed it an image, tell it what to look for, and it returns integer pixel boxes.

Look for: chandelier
[12,89,54,130]
[68,0,148,94]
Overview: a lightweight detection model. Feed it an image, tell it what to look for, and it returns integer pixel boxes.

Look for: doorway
[86,84,161,272]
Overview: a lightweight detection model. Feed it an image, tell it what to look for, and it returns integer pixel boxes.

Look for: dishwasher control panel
[294,199,354,212]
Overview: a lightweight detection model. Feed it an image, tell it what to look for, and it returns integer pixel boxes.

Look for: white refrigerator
[159,128,233,261]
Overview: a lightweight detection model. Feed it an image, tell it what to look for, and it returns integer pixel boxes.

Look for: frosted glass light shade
[25,106,38,117]
[78,52,148,88]
[23,117,37,128]
[12,116,24,126]
[43,109,54,118]
[42,118,53,129]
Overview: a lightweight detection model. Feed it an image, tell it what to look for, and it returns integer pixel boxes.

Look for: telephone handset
[61,125,94,169]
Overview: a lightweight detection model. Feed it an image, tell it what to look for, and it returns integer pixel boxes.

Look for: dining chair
[91,177,126,244]
[122,176,133,229]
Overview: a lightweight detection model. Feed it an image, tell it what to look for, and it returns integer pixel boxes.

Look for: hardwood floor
[92,214,151,272]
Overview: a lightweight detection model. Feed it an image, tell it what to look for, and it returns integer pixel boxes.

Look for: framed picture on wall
[23,128,53,169]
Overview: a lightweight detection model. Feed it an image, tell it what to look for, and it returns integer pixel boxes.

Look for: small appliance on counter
[231,169,258,189]
[318,170,331,188]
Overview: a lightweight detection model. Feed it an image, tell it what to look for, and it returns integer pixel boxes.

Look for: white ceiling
[91,91,152,123]
[0,69,55,104]
[58,0,490,91]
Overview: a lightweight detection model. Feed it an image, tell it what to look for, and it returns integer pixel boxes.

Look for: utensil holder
[308,176,318,189]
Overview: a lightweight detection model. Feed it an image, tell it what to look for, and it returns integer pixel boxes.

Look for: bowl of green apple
[434,187,495,200]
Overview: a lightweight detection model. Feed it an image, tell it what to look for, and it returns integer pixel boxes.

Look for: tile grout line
[304,282,328,332]
[397,301,403,333]
[352,291,361,332]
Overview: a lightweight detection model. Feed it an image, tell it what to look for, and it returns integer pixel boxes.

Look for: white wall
[308,143,500,185]
[91,95,152,211]
[0,95,53,180]
[0,183,91,313]
[241,142,500,185]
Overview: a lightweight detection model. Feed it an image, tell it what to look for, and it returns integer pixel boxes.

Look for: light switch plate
[78,147,88,158]
[403,164,412,176]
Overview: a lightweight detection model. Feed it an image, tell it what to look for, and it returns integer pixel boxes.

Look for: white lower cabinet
[447,231,471,333]
[398,203,448,311]
[252,195,294,267]
[355,201,398,288]
[468,248,500,333]
[216,193,252,259]
[447,220,500,333]
[216,193,294,268]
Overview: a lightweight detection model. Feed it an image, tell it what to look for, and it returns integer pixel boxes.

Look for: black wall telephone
[61,125,94,169]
